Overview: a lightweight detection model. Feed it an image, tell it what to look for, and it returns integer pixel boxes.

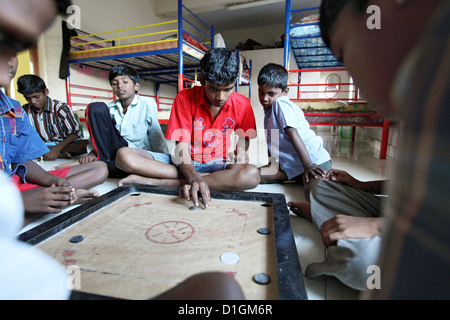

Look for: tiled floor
[21,127,394,300]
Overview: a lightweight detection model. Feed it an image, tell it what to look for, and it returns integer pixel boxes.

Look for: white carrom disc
[220,252,239,264]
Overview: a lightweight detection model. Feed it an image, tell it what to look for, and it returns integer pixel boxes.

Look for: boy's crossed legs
[115,147,260,191]
[288,174,383,290]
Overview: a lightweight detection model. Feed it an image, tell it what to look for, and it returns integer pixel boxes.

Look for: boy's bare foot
[287,201,312,222]
[118,174,160,187]
[75,189,100,204]
[51,160,80,170]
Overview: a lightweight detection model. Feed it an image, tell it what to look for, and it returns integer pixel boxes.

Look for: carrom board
[19,185,307,300]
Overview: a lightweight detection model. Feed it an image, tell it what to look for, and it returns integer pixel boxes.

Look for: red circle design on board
[145,221,195,244]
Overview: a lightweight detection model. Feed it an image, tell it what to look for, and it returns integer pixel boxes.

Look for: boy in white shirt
[258,63,331,184]
[80,65,169,177]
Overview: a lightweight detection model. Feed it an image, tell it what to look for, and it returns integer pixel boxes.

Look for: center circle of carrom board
[145,221,195,244]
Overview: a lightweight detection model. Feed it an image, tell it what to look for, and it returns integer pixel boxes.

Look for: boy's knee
[115,147,133,170]
[97,162,109,182]
[85,102,109,118]
[237,164,260,189]
[306,177,328,201]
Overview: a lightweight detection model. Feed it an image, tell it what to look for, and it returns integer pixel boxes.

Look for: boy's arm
[175,141,211,208]
[147,99,169,154]
[320,215,384,247]
[325,169,386,194]
[14,160,71,187]
[285,127,326,182]
[13,161,76,213]
[228,137,250,163]
[43,133,79,161]
[22,185,77,214]
[45,102,82,160]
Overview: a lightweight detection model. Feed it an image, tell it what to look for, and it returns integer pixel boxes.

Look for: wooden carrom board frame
[19,184,307,300]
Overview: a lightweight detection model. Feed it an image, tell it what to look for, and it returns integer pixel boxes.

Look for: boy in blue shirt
[0,55,107,220]
[258,63,332,184]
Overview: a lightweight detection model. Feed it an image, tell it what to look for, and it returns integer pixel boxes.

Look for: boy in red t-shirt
[117,48,260,208]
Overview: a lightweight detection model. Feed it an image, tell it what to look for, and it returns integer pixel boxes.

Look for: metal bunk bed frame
[283,0,390,159]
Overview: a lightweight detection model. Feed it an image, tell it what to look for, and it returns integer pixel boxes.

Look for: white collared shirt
[264,96,331,180]
[88,95,168,154]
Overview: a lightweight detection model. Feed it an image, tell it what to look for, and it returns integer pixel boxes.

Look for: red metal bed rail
[286,68,389,159]
[65,81,174,123]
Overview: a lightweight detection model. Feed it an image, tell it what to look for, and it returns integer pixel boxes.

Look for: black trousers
[85,102,128,177]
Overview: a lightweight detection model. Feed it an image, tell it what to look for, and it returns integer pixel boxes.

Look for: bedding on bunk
[161,32,209,52]
[289,14,343,69]
[70,31,209,61]
[293,100,377,112]
[294,100,348,112]
[293,100,383,125]
[303,112,384,126]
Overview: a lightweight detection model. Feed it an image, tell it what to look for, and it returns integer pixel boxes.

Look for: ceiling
[156,0,322,32]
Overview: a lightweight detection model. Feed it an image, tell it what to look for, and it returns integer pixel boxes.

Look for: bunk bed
[64,0,251,124]
[283,0,390,159]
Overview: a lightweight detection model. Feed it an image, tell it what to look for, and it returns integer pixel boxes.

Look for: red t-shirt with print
[165,86,257,163]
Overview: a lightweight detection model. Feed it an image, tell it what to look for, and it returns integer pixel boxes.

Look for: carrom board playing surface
[19,185,307,300]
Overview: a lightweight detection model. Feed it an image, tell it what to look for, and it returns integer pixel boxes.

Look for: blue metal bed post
[178,0,184,92]
[284,0,291,69]
[211,25,215,49]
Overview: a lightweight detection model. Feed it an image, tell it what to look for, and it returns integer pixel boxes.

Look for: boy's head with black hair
[109,64,139,85]
[199,48,239,109]
[257,63,289,92]
[109,64,140,105]
[199,48,238,86]
[17,74,47,96]
[257,63,289,112]
[318,0,440,117]
[319,0,369,50]
[17,74,49,113]
[54,0,73,14]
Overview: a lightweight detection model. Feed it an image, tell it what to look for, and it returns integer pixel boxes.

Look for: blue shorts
[145,150,173,164]
[173,158,231,174]
[44,138,84,147]
[192,159,231,173]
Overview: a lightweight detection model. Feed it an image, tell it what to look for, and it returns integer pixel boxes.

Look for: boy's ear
[283,87,289,96]
[44,88,49,96]
[134,82,140,92]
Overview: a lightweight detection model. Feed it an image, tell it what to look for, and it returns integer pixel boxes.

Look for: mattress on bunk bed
[69,32,207,61]
[293,101,384,125]
[289,14,343,69]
